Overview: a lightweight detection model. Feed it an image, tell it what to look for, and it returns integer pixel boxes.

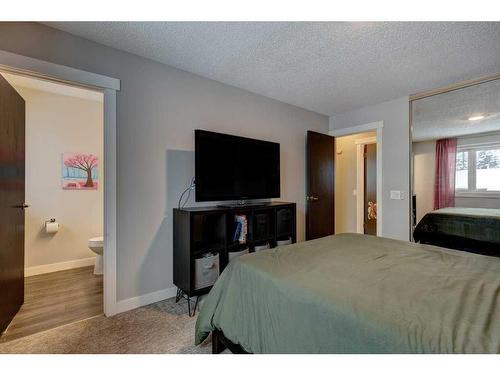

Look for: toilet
[88,236,104,275]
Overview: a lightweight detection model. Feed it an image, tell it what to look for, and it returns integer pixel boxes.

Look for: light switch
[390,190,402,200]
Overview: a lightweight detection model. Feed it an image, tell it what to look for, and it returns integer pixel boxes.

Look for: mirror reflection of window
[455,146,500,194]
[455,151,468,190]
[476,148,500,191]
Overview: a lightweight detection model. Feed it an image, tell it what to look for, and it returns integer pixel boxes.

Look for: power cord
[178,177,196,209]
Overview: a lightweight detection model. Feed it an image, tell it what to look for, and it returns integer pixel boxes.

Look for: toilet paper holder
[45,218,60,234]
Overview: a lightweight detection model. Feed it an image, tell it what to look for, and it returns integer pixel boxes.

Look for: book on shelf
[232,221,242,242]
[233,214,248,244]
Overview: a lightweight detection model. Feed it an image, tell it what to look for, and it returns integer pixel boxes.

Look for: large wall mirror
[410,77,500,257]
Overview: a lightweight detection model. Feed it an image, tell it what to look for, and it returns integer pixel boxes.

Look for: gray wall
[0,23,328,301]
[329,97,410,241]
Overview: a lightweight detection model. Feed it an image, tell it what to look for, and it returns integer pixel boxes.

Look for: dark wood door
[0,74,25,334]
[306,131,335,240]
[364,143,377,235]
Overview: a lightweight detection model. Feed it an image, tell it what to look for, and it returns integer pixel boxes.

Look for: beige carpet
[0,297,212,354]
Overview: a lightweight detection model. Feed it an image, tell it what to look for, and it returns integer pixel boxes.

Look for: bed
[413,207,500,257]
[195,233,500,353]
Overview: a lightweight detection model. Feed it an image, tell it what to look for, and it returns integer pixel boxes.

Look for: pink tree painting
[62,153,98,190]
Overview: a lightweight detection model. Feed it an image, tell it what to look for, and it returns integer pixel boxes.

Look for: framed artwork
[62,152,98,190]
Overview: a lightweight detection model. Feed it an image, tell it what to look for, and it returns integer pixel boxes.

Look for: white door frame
[0,49,120,316]
[354,136,377,234]
[330,121,383,237]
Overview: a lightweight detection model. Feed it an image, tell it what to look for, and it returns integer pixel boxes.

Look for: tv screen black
[195,130,280,202]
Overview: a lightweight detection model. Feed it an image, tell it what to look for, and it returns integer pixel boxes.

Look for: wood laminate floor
[0,266,103,342]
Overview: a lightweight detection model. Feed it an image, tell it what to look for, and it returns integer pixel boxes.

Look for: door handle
[306,196,319,201]
[12,203,30,210]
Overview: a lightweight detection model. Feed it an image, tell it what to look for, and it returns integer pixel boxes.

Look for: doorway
[0,50,119,319]
[0,51,119,344]
[334,131,378,234]
[0,71,105,342]
[305,124,383,239]
[330,122,383,237]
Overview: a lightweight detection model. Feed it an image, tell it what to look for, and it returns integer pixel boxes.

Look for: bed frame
[212,329,250,354]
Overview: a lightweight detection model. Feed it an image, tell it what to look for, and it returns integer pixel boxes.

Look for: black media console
[173,201,296,315]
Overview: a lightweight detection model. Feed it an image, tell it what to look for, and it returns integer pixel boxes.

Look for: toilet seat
[88,236,104,247]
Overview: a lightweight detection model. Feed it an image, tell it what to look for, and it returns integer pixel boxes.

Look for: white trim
[355,136,377,145]
[0,50,120,91]
[356,137,377,234]
[456,191,500,198]
[331,121,384,237]
[458,142,500,150]
[25,257,96,277]
[329,121,383,137]
[377,126,383,237]
[103,89,118,316]
[0,50,120,317]
[114,287,178,315]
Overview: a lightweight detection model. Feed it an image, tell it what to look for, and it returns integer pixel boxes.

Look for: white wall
[330,97,410,241]
[335,131,376,233]
[412,141,435,223]
[0,23,329,301]
[13,86,103,271]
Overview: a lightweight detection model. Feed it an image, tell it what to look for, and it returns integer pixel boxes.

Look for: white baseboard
[25,257,96,277]
[114,286,178,315]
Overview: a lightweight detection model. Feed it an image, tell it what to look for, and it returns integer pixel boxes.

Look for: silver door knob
[306,196,319,201]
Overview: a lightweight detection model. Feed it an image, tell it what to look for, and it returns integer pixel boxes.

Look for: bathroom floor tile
[0,266,103,343]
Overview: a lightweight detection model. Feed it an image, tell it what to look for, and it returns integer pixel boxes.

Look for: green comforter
[195,233,500,353]
[414,207,500,245]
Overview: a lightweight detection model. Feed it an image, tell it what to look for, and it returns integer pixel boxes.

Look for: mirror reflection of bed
[411,78,500,257]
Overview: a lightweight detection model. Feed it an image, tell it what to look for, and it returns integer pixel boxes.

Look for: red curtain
[433,138,457,210]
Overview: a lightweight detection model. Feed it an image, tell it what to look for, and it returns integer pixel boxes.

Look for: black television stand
[217,200,273,208]
[173,201,296,315]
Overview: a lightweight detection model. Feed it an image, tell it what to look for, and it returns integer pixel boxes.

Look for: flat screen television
[195,130,280,202]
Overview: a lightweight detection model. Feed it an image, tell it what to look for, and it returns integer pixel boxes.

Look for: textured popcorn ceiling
[412,78,500,141]
[44,22,500,115]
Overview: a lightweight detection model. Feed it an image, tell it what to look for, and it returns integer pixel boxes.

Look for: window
[455,151,468,190]
[455,145,500,195]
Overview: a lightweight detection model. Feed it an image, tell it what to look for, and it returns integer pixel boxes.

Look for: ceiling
[43,22,500,115]
[0,71,103,102]
[412,78,500,142]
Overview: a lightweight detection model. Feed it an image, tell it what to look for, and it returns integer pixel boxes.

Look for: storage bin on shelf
[277,237,292,247]
[194,252,220,290]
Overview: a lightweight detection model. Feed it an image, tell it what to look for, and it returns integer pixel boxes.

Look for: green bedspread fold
[195,233,500,353]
